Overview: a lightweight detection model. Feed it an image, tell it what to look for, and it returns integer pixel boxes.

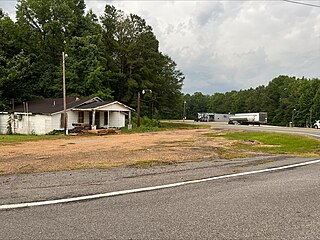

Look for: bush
[140,116,159,128]
[46,130,64,135]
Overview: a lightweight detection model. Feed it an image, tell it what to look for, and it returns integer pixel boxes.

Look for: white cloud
[2,0,320,94]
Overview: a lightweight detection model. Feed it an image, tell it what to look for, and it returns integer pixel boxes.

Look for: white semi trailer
[195,113,230,122]
[228,112,267,126]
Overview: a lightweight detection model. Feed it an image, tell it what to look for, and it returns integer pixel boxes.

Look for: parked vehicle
[195,113,229,122]
[313,120,320,129]
[228,112,267,126]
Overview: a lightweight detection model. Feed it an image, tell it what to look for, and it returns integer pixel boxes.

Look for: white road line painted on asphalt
[1,159,320,210]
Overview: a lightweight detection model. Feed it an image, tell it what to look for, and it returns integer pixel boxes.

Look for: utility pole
[137,91,141,128]
[183,101,186,121]
[137,90,152,128]
[292,108,296,127]
[62,52,67,135]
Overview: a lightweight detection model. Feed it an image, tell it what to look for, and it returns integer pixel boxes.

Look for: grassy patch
[224,131,320,156]
[121,121,210,134]
[0,134,71,146]
[159,122,210,130]
[204,132,227,138]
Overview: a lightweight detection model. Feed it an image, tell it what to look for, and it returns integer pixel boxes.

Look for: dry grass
[2,128,312,175]
[0,129,238,174]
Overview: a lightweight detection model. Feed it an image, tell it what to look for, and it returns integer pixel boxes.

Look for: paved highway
[0,160,319,239]
[192,120,320,138]
[1,122,320,239]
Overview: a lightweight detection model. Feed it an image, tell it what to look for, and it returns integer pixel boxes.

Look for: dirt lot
[0,129,244,175]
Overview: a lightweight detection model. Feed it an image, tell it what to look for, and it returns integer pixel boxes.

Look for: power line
[282,0,320,8]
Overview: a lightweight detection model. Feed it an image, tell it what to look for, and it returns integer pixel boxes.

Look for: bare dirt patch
[0,129,244,174]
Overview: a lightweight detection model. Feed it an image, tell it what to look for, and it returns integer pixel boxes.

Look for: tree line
[1,1,319,126]
[183,75,320,127]
[0,0,184,119]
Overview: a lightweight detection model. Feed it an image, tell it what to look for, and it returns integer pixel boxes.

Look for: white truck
[228,112,267,126]
[195,113,230,122]
[313,120,320,129]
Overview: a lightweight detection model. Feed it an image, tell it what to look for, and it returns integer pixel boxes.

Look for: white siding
[98,102,131,112]
[0,114,9,134]
[68,111,78,128]
[51,113,62,130]
[109,112,125,128]
[0,101,132,135]
[51,110,78,131]
[3,114,53,135]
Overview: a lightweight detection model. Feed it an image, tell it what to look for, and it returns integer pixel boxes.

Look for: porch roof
[74,101,134,112]
[73,101,112,110]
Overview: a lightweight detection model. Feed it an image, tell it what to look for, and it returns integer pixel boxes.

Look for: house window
[104,112,109,125]
[78,112,84,123]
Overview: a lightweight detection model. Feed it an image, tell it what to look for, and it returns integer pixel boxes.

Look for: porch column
[92,110,96,130]
[108,111,110,128]
[128,111,132,130]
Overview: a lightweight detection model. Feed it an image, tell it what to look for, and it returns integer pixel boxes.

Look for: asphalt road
[1,122,320,239]
[1,160,319,239]
[195,120,320,138]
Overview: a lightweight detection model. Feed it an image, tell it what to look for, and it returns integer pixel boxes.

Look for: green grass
[159,122,210,130]
[223,131,320,156]
[121,121,210,134]
[0,134,71,146]
[0,122,208,145]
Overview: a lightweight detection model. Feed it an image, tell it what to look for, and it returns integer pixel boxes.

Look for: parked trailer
[195,113,230,122]
[195,113,215,122]
[228,112,267,126]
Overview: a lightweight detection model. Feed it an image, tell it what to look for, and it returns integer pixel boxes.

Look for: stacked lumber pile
[83,128,120,135]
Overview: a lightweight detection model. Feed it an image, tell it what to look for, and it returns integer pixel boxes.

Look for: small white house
[0,97,134,135]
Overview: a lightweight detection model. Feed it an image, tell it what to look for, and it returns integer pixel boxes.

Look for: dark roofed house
[0,97,134,135]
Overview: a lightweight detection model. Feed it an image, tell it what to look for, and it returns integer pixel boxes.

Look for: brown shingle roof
[12,97,134,114]
[74,101,113,110]
[12,97,98,114]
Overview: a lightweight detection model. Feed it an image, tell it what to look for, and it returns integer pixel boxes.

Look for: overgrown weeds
[223,131,320,157]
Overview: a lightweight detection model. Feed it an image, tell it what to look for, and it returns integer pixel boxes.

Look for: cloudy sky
[1,0,320,94]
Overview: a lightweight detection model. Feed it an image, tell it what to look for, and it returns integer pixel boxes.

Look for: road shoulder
[0,155,316,205]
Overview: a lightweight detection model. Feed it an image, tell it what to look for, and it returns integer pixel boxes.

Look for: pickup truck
[313,120,320,129]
